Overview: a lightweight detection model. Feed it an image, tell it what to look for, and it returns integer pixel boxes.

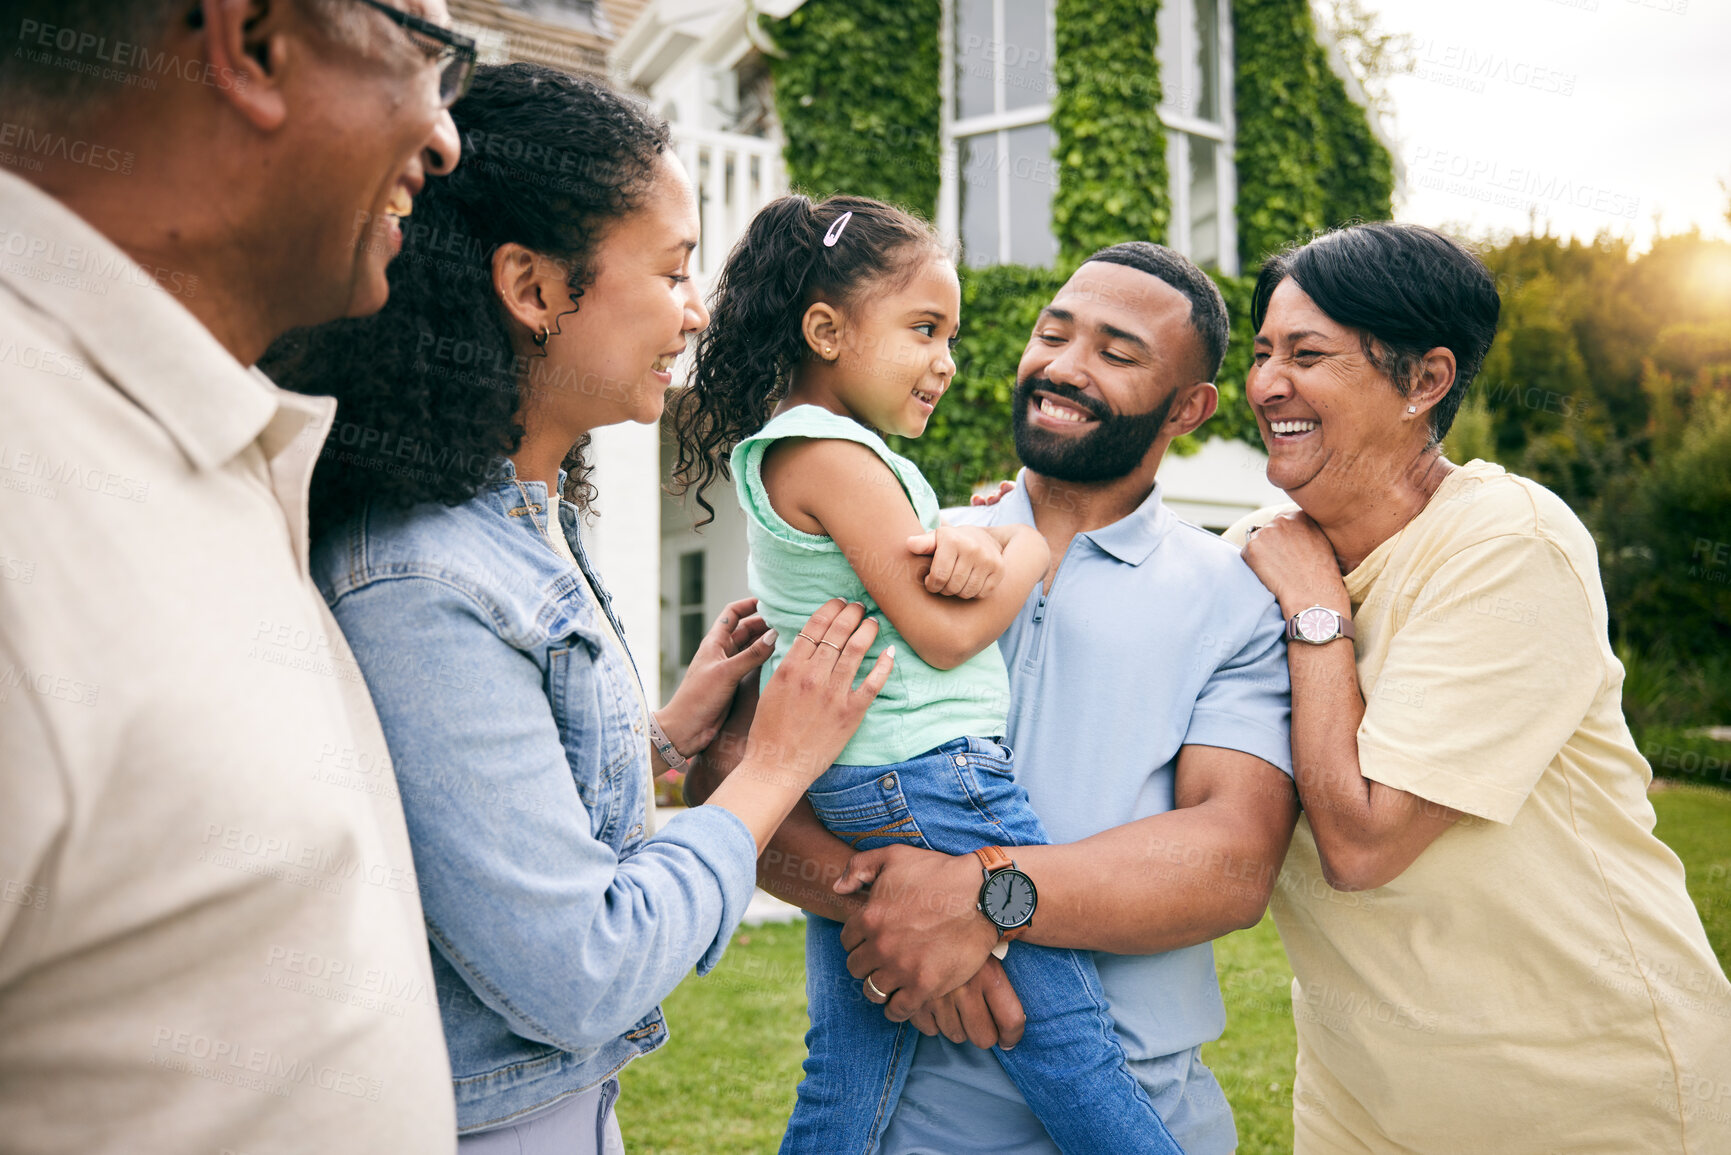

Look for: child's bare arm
[911,523,1044,600]
[760,438,1048,670]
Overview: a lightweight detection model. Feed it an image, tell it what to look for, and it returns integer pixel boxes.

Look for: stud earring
[1407,405,1417,414]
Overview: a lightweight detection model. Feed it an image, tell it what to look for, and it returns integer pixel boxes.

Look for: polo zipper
[1022,539,1077,671]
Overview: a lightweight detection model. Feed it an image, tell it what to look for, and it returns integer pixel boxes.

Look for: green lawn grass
[619,786,1731,1152]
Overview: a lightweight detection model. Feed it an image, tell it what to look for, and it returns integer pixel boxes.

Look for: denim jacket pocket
[807,772,928,852]
[547,640,640,843]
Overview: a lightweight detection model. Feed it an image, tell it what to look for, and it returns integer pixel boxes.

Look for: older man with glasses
[0,1,464,1150]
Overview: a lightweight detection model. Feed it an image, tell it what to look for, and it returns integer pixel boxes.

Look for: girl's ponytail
[669,193,940,523]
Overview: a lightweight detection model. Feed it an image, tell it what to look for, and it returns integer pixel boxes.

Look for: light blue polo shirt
[878,472,1293,1155]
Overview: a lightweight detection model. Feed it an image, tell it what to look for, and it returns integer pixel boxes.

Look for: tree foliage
[1448,228,1731,685]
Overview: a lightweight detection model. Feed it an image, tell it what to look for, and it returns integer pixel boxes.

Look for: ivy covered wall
[1232,0,1395,268]
[1051,0,1169,261]
[759,0,943,217]
[759,0,1393,498]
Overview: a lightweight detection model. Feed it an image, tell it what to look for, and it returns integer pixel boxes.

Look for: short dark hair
[1083,242,1231,382]
[265,63,671,536]
[1251,222,1501,443]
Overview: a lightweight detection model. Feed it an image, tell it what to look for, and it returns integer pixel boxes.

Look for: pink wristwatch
[1287,605,1355,646]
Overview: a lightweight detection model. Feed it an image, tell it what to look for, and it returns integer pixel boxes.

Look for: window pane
[959,132,1001,268]
[1005,124,1058,267]
[1192,0,1219,121]
[954,0,995,121]
[1188,134,1220,268]
[678,550,704,608]
[1002,0,1052,113]
[1156,0,1184,112]
[678,611,704,666]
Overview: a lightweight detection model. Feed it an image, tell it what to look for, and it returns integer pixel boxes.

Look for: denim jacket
[311,460,757,1134]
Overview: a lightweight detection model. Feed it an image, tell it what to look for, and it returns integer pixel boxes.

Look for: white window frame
[938,0,1058,266]
[1158,0,1238,273]
[938,0,1238,274]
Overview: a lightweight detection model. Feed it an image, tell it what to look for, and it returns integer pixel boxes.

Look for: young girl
[671,195,1183,1155]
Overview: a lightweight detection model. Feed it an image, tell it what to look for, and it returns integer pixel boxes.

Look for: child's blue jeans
[779,737,1184,1155]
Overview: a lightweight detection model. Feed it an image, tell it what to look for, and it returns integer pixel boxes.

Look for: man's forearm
[756,798,863,923]
[684,742,862,922]
[1004,750,1297,956]
[1012,805,1283,955]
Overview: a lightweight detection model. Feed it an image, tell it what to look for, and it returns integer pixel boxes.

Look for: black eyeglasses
[187,1,476,106]
[346,0,477,107]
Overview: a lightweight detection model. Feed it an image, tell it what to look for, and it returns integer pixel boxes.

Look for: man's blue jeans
[779,737,1184,1155]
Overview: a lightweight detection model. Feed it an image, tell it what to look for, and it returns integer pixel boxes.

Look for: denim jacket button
[880,774,896,790]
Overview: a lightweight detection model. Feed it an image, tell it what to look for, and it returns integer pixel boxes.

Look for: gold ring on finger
[864,974,888,1001]
[796,633,819,645]
[818,640,844,652]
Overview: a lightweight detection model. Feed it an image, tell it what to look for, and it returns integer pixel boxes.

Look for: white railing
[672,127,788,282]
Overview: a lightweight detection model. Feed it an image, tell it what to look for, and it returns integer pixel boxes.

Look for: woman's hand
[1241,510,1350,616]
[907,525,1007,599]
[706,600,894,851]
[657,596,774,758]
[742,600,893,782]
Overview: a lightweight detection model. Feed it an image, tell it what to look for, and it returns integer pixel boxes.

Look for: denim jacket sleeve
[328,574,758,1053]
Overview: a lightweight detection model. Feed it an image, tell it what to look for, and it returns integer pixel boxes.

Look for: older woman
[1230,222,1730,1154]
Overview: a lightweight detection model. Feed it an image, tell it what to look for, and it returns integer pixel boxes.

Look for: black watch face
[982,869,1036,929]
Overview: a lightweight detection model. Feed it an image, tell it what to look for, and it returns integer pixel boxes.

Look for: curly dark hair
[666,193,942,524]
[264,62,671,536]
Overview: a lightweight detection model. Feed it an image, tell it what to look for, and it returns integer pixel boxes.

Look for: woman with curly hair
[265,63,892,1152]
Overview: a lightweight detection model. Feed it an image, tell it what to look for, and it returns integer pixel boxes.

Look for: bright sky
[1361,0,1730,250]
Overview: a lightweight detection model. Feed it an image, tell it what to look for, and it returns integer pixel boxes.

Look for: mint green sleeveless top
[730,405,1010,766]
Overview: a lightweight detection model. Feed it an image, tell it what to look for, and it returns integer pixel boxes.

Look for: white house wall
[658,442,755,701]
[583,420,666,681]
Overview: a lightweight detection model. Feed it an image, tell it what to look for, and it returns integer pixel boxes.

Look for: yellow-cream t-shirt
[1229,460,1731,1155]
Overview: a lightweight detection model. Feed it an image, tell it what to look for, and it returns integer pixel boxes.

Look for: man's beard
[1011,373,1175,483]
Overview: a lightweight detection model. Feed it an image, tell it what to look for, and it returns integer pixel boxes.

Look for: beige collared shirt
[0,171,456,1152]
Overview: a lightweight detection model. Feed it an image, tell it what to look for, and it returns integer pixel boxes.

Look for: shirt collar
[477,457,571,521]
[0,169,278,472]
[1009,468,1176,567]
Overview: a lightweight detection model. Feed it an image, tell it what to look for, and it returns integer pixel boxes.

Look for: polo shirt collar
[0,169,278,472]
[1012,468,1176,567]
